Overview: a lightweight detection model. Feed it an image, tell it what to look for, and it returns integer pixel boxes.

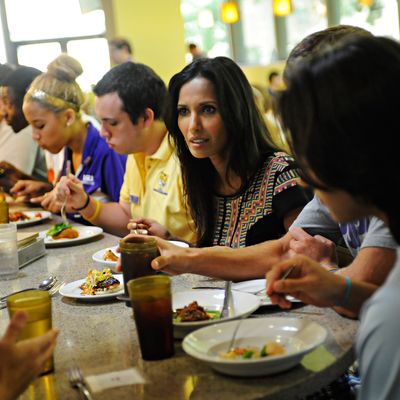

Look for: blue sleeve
[101,153,127,202]
[357,256,400,400]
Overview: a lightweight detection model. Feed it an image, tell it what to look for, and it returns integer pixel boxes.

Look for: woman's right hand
[266,255,346,309]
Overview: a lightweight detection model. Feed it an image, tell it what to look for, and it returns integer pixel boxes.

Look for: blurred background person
[188,43,207,61]
[109,37,133,65]
[1,65,48,190]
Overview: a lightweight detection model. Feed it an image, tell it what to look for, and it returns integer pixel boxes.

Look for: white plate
[232,279,301,306]
[173,289,260,339]
[92,246,120,267]
[91,240,189,267]
[11,211,51,227]
[42,226,103,247]
[182,317,327,377]
[59,274,124,301]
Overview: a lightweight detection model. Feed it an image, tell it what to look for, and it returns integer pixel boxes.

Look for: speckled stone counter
[0,216,359,400]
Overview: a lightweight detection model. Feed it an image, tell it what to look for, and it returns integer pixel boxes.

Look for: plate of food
[9,211,51,227]
[42,223,103,247]
[232,279,301,306]
[172,289,260,339]
[92,246,119,267]
[182,317,327,377]
[92,240,189,267]
[59,269,124,301]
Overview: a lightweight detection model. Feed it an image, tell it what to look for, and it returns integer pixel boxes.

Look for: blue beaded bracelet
[338,276,352,307]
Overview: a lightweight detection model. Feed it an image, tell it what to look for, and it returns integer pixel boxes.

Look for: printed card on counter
[85,368,146,393]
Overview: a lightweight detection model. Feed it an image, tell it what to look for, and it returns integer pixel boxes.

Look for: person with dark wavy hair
[266,35,400,399]
[165,56,310,248]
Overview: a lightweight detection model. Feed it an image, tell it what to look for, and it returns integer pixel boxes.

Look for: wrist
[72,193,90,211]
[335,275,352,307]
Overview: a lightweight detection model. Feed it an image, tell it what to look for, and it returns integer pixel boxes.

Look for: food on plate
[9,211,30,222]
[79,268,121,295]
[103,249,119,262]
[9,211,43,222]
[174,301,220,322]
[220,342,286,360]
[46,222,79,240]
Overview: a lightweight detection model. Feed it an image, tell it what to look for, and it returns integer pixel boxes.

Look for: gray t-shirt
[356,247,400,399]
[292,196,396,256]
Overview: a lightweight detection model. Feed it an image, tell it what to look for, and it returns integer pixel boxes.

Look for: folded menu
[17,231,39,248]
[17,232,46,268]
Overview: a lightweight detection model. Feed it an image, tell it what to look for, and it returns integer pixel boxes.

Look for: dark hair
[93,62,167,124]
[0,63,15,86]
[278,35,400,241]
[3,65,41,105]
[109,38,132,54]
[284,25,372,82]
[165,56,278,246]
[268,71,279,83]
[188,43,197,50]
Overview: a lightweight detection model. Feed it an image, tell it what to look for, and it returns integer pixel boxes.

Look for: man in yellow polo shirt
[56,62,196,243]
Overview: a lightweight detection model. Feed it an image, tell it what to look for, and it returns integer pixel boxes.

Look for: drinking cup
[7,289,54,374]
[119,236,158,306]
[128,275,174,361]
[0,223,18,280]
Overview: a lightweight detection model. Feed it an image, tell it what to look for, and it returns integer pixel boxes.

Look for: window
[287,0,327,54]
[239,0,277,64]
[0,0,109,92]
[340,0,399,39]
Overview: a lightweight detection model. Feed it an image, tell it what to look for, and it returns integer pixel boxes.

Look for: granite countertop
[0,215,359,400]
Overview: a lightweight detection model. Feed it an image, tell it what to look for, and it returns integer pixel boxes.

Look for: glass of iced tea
[7,289,54,374]
[128,275,174,361]
[119,236,159,306]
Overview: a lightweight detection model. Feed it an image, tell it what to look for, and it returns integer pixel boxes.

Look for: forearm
[185,238,287,280]
[80,198,131,237]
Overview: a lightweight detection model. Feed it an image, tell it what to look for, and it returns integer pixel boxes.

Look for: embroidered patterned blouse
[212,152,310,248]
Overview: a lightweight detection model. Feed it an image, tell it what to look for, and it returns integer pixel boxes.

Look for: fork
[68,365,93,400]
[220,280,232,319]
[60,161,71,225]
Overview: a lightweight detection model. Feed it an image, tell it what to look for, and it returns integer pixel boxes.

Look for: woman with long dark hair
[165,57,310,247]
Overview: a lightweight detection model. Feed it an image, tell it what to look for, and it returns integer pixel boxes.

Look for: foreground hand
[266,255,345,309]
[288,226,337,263]
[127,218,171,239]
[0,311,59,400]
[10,180,53,200]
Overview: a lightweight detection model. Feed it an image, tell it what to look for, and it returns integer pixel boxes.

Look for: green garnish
[243,351,254,359]
[260,345,268,357]
[46,222,72,237]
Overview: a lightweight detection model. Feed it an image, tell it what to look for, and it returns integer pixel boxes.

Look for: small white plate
[232,279,301,306]
[11,211,51,227]
[91,240,189,267]
[182,317,327,377]
[173,289,260,339]
[59,274,124,301]
[92,246,119,267]
[42,226,103,247]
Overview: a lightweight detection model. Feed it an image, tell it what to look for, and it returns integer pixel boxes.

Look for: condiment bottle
[0,193,9,224]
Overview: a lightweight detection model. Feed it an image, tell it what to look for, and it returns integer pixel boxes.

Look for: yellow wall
[111,0,186,84]
[241,62,285,90]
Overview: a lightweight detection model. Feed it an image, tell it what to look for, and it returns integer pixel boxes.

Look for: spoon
[0,275,57,302]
